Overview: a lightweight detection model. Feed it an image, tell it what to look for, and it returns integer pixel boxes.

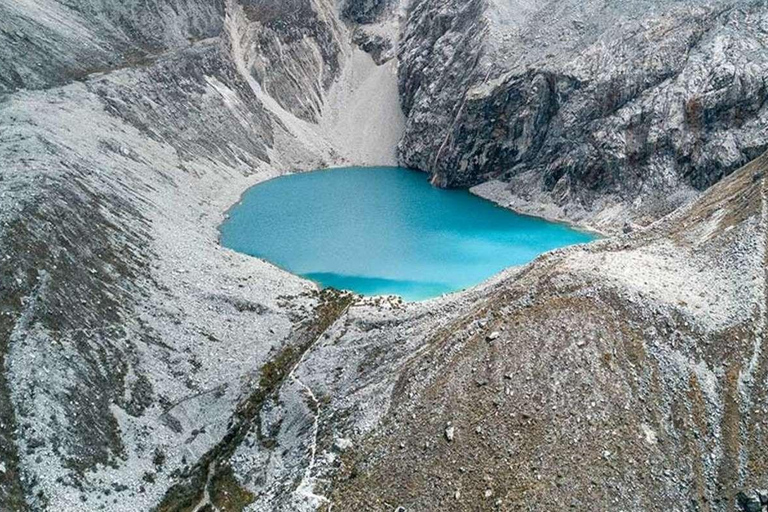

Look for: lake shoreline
[219,166,597,300]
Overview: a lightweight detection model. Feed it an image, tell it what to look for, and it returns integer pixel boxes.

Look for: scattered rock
[351,28,394,64]
[334,438,353,451]
[487,331,500,341]
[737,491,764,512]
[445,424,455,442]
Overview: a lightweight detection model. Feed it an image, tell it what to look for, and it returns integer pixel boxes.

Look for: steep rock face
[398,0,768,229]
[341,0,403,68]
[0,0,346,121]
[351,29,394,65]
[234,0,347,121]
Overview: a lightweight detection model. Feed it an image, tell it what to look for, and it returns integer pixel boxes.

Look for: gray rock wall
[397,0,768,226]
[341,0,392,24]
[235,0,346,121]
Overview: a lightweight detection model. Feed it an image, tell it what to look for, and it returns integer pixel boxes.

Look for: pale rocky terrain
[0,1,766,511]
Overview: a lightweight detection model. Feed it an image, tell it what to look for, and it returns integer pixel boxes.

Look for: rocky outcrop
[397,0,768,230]
[234,0,347,121]
[341,0,392,24]
[351,28,394,65]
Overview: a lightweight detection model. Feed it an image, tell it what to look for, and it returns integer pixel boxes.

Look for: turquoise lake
[220,167,597,301]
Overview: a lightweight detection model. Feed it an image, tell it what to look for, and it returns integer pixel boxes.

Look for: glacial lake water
[220,167,597,301]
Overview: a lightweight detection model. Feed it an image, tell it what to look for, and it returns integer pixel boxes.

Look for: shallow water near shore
[220,167,597,301]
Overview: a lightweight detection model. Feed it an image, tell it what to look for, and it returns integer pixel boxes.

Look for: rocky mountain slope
[0,0,766,511]
[398,0,768,232]
[0,1,399,510]
[325,151,767,511]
